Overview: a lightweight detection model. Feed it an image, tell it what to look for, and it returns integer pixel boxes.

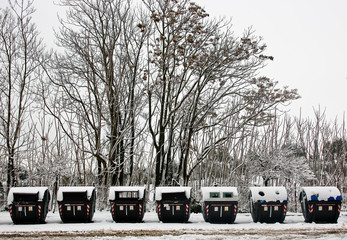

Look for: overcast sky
[1,0,347,122]
[197,0,347,123]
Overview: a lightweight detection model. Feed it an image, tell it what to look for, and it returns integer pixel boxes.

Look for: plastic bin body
[300,187,342,223]
[8,188,50,224]
[250,200,287,223]
[202,201,238,223]
[58,188,96,223]
[155,187,191,223]
[109,188,146,223]
[249,187,288,223]
[157,193,190,223]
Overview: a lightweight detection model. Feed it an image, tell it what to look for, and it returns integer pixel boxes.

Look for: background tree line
[0,0,345,211]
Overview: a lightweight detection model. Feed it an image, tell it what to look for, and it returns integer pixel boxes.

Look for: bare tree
[42,0,148,186]
[143,0,299,186]
[0,0,44,191]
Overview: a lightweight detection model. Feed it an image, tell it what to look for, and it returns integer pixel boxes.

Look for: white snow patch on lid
[57,186,95,201]
[155,187,191,201]
[7,187,49,205]
[108,186,146,200]
[249,186,287,203]
[301,186,342,201]
[201,187,239,201]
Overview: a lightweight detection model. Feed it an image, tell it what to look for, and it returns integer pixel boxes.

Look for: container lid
[249,186,287,203]
[108,186,146,200]
[155,186,191,201]
[201,187,239,201]
[301,186,342,201]
[7,187,49,205]
[57,186,95,201]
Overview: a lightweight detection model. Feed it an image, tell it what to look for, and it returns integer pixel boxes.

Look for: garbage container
[57,186,96,223]
[249,186,288,223]
[155,186,191,223]
[201,187,238,224]
[7,187,50,224]
[299,186,342,223]
[108,186,146,222]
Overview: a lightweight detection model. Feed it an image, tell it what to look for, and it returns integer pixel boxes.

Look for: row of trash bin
[7,185,343,224]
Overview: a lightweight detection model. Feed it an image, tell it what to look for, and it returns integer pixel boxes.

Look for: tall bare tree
[43,0,148,186]
[144,0,299,186]
[0,0,44,191]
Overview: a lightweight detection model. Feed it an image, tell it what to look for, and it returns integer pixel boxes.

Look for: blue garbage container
[299,186,342,223]
[249,186,288,223]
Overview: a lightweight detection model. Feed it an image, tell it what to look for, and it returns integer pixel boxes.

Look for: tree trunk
[155,128,165,186]
[7,152,16,191]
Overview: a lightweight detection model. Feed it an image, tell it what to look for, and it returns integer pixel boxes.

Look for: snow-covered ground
[0,211,346,239]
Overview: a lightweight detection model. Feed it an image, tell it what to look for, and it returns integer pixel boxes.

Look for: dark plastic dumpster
[299,186,342,223]
[201,187,238,224]
[249,186,288,223]
[108,186,146,222]
[57,186,96,223]
[155,187,191,223]
[8,187,50,224]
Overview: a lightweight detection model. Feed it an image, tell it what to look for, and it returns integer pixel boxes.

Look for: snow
[201,187,239,201]
[7,187,49,205]
[57,186,96,201]
[301,186,342,201]
[0,210,346,239]
[108,186,146,200]
[249,186,287,203]
[155,187,191,201]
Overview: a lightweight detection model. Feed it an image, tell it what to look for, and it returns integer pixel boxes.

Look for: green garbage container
[201,187,238,224]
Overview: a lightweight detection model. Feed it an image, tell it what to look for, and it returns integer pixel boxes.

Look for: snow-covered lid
[201,187,239,201]
[249,186,287,203]
[155,187,191,201]
[7,187,49,205]
[57,186,95,201]
[108,186,146,200]
[301,186,342,201]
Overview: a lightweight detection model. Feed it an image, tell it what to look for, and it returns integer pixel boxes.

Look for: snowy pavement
[0,211,346,239]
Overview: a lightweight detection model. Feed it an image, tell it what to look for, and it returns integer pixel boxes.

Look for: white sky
[1,0,347,122]
[197,0,347,122]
